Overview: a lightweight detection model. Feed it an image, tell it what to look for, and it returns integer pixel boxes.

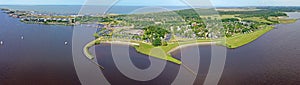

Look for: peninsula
[82,7,299,65]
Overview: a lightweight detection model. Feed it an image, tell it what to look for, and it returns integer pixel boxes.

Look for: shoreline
[85,39,208,75]
[84,37,218,65]
[83,23,287,64]
[101,41,140,46]
[167,42,216,54]
[224,25,274,48]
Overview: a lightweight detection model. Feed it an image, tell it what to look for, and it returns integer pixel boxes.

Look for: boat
[21,36,24,40]
[64,41,68,45]
[0,41,3,45]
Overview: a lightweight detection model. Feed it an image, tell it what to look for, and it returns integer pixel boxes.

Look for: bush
[93,33,99,38]
[94,40,101,45]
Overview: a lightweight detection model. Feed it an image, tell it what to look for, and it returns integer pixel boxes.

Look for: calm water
[0,10,300,85]
[0,11,80,85]
[285,12,300,19]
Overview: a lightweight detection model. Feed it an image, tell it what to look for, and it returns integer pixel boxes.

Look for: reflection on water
[0,11,300,85]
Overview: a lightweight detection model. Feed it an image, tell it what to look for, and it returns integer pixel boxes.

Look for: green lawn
[134,43,182,64]
[133,39,213,65]
[224,25,274,48]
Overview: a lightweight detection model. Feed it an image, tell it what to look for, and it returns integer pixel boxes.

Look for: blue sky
[0,0,299,6]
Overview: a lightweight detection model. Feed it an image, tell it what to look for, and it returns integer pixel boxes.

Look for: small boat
[21,36,24,40]
[0,41,3,45]
[64,41,68,45]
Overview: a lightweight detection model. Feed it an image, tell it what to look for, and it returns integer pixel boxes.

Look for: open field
[133,39,215,64]
[134,43,182,64]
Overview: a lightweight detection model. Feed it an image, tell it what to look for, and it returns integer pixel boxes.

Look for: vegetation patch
[223,25,274,48]
[134,43,182,64]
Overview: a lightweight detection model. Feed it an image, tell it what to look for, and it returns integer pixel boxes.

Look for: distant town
[1,8,79,25]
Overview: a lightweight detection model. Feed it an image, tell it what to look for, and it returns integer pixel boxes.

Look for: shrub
[162,41,168,46]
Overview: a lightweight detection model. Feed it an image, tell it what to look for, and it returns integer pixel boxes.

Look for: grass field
[134,43,182,64]
[133,39,213,65]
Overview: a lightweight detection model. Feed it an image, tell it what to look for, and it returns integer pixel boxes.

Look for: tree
[143,26,169,46]
[152,38,162,46]
[221,18,239,22]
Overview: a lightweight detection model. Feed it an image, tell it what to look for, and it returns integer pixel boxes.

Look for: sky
[0,0,299,6]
